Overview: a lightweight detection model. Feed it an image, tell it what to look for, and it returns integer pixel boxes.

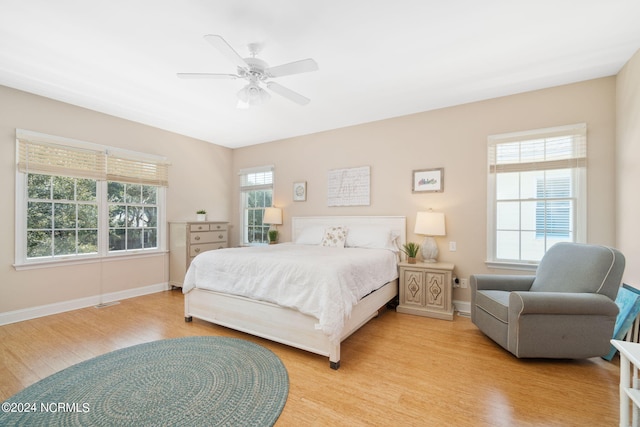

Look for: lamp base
[420,236,439,263]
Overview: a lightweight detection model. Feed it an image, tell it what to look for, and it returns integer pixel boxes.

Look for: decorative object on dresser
[168,221,228,288]
[196,209,207,221]
[414,210,446,262]
[263,207,283,244]
[397,261,455,320]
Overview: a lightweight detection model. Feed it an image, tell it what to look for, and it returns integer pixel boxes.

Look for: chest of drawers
[168,221,228,288]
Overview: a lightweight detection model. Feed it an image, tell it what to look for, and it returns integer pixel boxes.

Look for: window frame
[486,123,587,270]
[14,130,168,269]
[238,165,274,246]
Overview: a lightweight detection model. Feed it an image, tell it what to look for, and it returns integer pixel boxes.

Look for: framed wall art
[412,168,444,193]
[327,166,370,206]
[293,181,307,201]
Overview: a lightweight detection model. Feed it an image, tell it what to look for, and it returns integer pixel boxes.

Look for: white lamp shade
[237,83,270,108]
[414,211,446,236]
[263,207,283,225]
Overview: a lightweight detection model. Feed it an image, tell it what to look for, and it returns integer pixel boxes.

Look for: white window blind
[17,130,169,186]
[239,165,274,191]
[487,124,587,266]
[489,125,587,173]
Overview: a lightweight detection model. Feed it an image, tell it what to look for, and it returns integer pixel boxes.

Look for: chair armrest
[471,274,535,292]
[510,292,619,316]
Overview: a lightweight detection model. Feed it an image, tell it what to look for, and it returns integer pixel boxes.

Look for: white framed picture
[293,181,307,201]
[412,168,444,193]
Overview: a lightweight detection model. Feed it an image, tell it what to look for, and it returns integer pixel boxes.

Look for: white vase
[196,214,206,221]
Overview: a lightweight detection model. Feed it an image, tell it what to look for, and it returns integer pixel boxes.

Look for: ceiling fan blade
[176,73,239,79]
[266,58,318,78]
[266,82,311,106]
[204,34,248,69]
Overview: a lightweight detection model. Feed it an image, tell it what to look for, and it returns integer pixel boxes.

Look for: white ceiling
[2,1,640,149]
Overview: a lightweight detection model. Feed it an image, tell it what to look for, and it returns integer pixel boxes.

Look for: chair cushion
[531,242,618,294]
[475,290,510,323]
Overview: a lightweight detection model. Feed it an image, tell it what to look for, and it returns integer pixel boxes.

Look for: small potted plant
[401,242,420,264]
[196,209,207,221]
[268,229,279,244]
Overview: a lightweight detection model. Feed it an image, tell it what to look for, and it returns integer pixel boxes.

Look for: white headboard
[291,216,406,247]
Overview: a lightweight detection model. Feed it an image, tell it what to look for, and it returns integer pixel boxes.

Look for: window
[487,124,586,267]
[26,174,99,258]
[239,166,273,245]
[15,129,169,267]
[107,182,159,252]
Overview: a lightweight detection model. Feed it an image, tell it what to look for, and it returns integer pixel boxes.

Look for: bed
[183,215,406,369]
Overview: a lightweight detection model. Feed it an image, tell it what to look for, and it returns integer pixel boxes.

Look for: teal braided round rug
[0,336,288,426]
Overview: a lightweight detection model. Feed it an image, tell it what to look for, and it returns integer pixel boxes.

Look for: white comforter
[182,243,398,342]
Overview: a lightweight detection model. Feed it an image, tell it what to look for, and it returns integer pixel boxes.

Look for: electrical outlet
[449,241,457,251]
[460,278,468,288]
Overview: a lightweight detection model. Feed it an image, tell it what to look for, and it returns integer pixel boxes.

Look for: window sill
[13,250,168,271]
[485,261,539,272]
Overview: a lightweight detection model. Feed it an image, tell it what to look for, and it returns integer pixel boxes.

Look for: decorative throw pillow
[320,226,348,248]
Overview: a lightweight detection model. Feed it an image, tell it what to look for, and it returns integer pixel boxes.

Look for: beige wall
[617,48,640,287]
[232,77,618,303]
[0,71,625,315]
[0,86,232,313]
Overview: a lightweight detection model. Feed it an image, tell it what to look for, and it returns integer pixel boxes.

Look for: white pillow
[294,226,325,245]
[345,226,398,251]
[320,226,348,248]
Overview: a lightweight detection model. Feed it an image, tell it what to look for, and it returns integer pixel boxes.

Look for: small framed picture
[293,181,307,201]
[412,168,444,193]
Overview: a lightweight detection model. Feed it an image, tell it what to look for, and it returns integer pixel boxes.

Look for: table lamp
[414,211,446,262]
[263,207,283,243]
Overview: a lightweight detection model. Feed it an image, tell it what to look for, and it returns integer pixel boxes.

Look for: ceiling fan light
[237,83,270,107]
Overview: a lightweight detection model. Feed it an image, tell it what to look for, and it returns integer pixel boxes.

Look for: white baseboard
[0,282,170,326]
[454,300,471,317]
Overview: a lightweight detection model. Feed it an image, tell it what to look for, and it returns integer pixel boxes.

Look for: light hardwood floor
[1,289,622,426]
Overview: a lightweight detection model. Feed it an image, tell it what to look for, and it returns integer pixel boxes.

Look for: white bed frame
[184,215,406,369]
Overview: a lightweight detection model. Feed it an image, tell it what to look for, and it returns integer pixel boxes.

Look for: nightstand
[396,261,455,320]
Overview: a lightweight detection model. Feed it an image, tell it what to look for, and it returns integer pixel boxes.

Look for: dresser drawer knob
[218,234,223,239]
[194,235,200,241]
[194,248,200,253]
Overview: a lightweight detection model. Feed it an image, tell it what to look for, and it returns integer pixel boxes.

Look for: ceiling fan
[178,34,319,108]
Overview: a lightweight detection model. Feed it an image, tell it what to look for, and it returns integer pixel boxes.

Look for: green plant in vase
[268,229,279,244]
[401,242,420,264]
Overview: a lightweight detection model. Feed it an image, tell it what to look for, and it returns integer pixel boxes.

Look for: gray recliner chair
[471,242,625,358]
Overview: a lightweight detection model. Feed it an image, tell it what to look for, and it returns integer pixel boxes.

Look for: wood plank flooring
[0,289,622,426]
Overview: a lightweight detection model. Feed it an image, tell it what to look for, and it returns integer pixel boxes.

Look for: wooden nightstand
[396,261,455,320]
